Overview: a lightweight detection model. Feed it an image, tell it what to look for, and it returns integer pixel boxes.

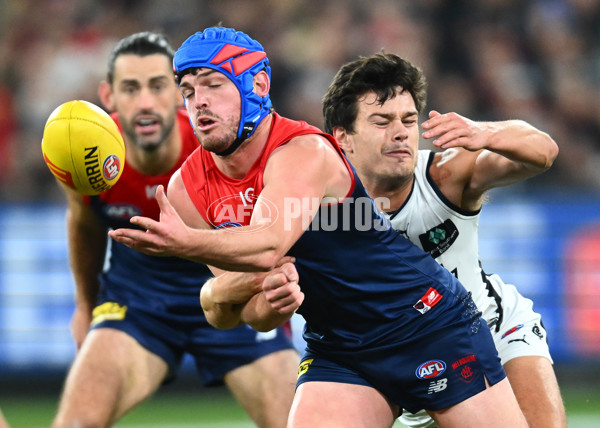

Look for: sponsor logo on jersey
[413,287,443,314]
[428,378,448,394]
[104,203,141,220]
[91,301,127,326]
[418,219,459,258]
[501,323,524,339]
[416,359,446,379]
[451,354,478,383]
[297,358,314,379]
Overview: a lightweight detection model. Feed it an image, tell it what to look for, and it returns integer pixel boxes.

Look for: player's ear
[253,71,270,97]
[333,127,354,153]
[98,80,115,112]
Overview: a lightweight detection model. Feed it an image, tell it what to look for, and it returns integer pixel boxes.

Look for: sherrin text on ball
[41,100,125,195]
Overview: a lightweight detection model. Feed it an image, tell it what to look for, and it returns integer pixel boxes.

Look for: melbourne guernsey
[181,113,474,351]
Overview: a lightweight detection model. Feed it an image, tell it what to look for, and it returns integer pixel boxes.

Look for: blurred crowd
[0,0,599,202]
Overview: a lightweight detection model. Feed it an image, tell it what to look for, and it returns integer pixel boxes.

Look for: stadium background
[0,0,599,426]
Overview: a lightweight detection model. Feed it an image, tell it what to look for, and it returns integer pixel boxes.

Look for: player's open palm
[422,110,490,151]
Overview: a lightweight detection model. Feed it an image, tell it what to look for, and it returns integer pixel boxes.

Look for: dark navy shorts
[91,291,295,387]
[296,296,505,413]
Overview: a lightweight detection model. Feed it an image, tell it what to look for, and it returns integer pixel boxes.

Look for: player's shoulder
[429,148,474,179]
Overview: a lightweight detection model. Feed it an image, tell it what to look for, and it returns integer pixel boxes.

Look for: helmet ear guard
[173,27,273,156]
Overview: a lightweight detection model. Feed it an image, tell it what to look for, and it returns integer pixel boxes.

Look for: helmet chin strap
[215,122,255,157]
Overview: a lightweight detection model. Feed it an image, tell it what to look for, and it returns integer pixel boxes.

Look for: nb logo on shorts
[297,358,314,379]
[427,378,448,394]
[91,302,127,326]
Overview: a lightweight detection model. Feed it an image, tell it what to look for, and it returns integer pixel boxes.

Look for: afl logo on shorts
[102,154,121,180]
[416,359,447,379]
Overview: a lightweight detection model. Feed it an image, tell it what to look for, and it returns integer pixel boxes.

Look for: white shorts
[486,274,553,365]
[398,274,553,428]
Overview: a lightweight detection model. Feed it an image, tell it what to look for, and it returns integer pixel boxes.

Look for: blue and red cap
[174,27,272,156]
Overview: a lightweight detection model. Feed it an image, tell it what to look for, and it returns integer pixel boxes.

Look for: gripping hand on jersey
[109,185,192,257]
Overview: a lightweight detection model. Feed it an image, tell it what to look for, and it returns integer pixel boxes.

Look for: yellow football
[41,100,125,195]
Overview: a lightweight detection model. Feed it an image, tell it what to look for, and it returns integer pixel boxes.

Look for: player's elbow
[206,313,242,330]
[251,249,284,271]
[200,281,242,330]
[209,318,241,330]
[247,317,286,332]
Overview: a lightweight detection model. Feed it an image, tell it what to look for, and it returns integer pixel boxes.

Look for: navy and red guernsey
[180,112,506,411]
[181,112,468,348]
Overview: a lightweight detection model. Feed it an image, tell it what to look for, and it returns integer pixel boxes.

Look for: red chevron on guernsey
[210,44,267,76]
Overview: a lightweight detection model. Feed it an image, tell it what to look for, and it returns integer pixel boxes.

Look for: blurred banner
[1,193,599,375]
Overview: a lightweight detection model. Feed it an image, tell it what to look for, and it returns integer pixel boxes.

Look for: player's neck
[366,176,413,213]
[212,114,273,179]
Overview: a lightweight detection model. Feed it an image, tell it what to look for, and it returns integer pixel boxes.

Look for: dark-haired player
[52,32,298,428]
[111,27,528,427]
[322,52,564,428]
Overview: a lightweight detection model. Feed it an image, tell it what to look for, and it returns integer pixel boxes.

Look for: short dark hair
[322,52,427,134]
[106,32,175,84]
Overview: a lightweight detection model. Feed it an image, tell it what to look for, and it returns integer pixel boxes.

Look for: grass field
[2,383,599,427]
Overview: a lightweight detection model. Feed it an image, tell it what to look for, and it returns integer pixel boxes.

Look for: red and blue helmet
[174,27,272,155]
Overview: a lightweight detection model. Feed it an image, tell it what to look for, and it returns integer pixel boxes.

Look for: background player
[51,32,299,428]
[322,52,565,428]
[110,27,528,427]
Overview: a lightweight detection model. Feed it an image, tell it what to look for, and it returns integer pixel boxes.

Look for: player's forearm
[183,226,286,272]
[484,120,559,171]
[201,270,296,331]
[66,208,107,309]
[240,292,294,332]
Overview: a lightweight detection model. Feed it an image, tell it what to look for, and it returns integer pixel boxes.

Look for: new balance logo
[428,378,448,394]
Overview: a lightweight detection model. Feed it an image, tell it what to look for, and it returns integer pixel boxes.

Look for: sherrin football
[41,100,125,195]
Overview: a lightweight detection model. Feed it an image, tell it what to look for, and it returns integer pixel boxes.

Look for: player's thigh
[289,381,398,428]
[55,328,168,422]
[224,349,299,427]
[428,378,527,428]
[504,356,566,428]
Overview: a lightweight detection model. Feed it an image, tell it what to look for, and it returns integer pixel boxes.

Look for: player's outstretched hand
[109,185,191,257]
[422,110,491,151]
[262,262,304,315]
